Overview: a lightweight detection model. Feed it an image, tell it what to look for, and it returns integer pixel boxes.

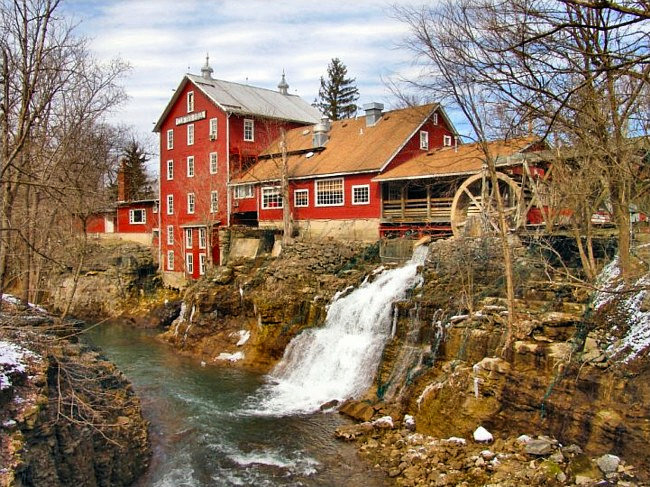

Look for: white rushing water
[253,245,429,415]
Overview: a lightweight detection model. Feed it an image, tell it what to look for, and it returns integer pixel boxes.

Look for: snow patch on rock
[0,340,36,390]
[216,351,244,362]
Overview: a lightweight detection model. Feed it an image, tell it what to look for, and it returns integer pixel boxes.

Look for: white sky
[61,0,461,172]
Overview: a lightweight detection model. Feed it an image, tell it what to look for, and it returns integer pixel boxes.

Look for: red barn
[230,103,457,241]
[153,58,320,285]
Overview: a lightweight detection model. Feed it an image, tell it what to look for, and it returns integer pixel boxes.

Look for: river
[85,322,388,487]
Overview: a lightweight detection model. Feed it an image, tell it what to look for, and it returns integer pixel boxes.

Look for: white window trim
[187,124,194,146]
[187,193,195,214]
[166,129,173,150]
[209,118,218,139]
[128,208,146,224]
[166,194,174,215]
[209,152,218,174]
[314,178,344,207]
[351,184,370,205]
[185,228,193,248]
[420,130,429,150]
[261,186,283,210]
[166,225,174,245]
[234,184,254,199]
[186,253,194,275]
[187,91,194,113]
[443,134,452,146]
[433,112,438,125]
[187,156,194,177]
[294,189,309,207]
[243,118,254,142]
[210,190,218,213]
[198,228,206,249]
[166,160,173,180]
[199,253,206,275]
[167,250,174,271]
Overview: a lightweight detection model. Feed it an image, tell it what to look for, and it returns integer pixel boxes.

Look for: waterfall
[252,245,429,416]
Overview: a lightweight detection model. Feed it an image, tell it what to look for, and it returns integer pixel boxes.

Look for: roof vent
[278,71,289,95]
[201,53,214,80]
[363,102,384,127]
[312,122,329,148]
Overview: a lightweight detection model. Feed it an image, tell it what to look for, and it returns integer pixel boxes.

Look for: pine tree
[316,58,360,121]
[120,140,152,200]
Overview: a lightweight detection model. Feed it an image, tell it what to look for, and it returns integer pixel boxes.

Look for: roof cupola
[201,53,214,80]
[278,71,289,95]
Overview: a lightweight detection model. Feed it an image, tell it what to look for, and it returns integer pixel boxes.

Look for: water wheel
[450,171,523,237]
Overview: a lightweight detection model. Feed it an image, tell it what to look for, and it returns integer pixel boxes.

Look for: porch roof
[373,137,540,182]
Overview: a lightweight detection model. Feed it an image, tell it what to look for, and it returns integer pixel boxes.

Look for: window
[433,112,438,125]
[199,228,206,249]
[187,193,195,214]
[234,184,254,199]
[443,135,453,147]
[244,119,254,141]
[153,201,158,213]
[420,130,429,150]
[199,253,206,275]
[129,209,146,224]
[261,186,283,209]
[167,225,174,245]
[352,185,370,205]
[166,160,174,180]
[294,189,309,207]
[315,178,344,206]
[187,91,194,112]
[187,124,194,146]
[166,194,174,215]
[167,129,173,150]
[210,190,218,213]
[186,253,194,275]
[167,250,174,271]
[209,152,218,174]
[187,156,194,177]
[209,118,217,139]
[185,228,192,248]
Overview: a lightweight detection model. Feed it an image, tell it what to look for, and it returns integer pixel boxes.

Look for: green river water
[84,322,388,487]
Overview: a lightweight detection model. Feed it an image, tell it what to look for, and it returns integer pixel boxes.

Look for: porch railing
[382,197,454,222]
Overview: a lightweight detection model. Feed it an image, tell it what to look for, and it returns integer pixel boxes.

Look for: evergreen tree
[120,139,153,201]
[316,58,360,121]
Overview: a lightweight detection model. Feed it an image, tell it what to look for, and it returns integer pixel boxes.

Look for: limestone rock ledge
[0,311,150,487]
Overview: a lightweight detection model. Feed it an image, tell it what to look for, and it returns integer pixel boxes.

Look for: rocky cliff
[0,303,150,487]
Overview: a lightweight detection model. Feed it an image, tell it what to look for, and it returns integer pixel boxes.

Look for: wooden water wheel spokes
[450,171,523,237]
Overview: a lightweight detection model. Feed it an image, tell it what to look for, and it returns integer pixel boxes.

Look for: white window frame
[294,189,309,207]
[243,119,254,142]
[187,124,194,146]
[351,184,370,205]
[185,228,193,248]
[199,228,206,249]
[209,118,218,139]
[166,194,174,215]
[186,253,194,275]
[443,135,452,147]
[187,156,194,177]
[166,160,173,180]
[199,253,206,275]
[261,186,283,209]
[129,208,146,224]
[420,130,429,150]
[315,178,344,207]
[210,190,218,213]
[167,250,174,271]
[166,225,174,245]
[433,112,438,125]
[187,192,195,214]
[166,129,173,150]
[234,184,254,199]
[209,152,218,174]
[187,91,194,113]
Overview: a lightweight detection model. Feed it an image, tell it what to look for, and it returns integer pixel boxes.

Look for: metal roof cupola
[201,54,214,80]
[278,71,289,95]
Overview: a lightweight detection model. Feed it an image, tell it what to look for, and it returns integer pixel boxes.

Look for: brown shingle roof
[231,104,438,184]
[373,137,539,182]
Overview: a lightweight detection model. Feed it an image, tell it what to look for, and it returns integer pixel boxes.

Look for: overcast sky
[61,0,453,170]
